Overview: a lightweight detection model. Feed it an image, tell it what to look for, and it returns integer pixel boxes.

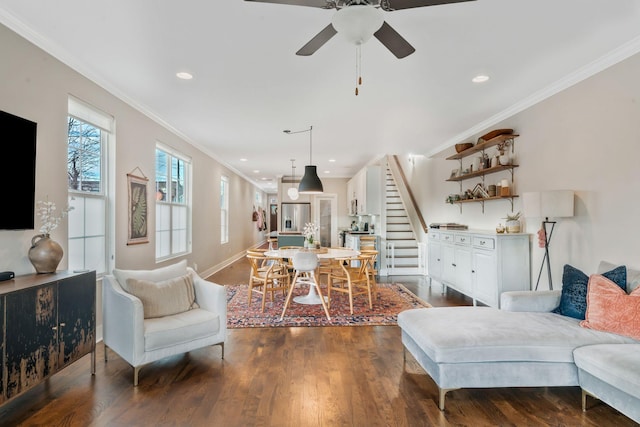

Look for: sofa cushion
[113,259,188,292]
[144,308,221,352]
[125,273,200,319]
[599,260,640,293]
[397,307,637,365]
[580,274,640,340]
[574,344,640,400]
[553,264,626,320]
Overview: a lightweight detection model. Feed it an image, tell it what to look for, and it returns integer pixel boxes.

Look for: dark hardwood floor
[0,252,636,426]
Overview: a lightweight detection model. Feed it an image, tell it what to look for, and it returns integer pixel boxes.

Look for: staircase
[383,166,422,275]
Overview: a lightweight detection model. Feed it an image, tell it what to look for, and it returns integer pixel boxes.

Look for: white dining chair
[280,251,331,321]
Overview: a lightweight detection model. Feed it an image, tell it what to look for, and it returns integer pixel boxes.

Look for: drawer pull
[460,238,466,242]
[452,263,457,267]
[480,240,485,245]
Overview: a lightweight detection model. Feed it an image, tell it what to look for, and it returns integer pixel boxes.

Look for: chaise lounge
[398,261,640,423]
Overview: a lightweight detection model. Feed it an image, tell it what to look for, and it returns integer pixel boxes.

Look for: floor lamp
[522,191,574,290]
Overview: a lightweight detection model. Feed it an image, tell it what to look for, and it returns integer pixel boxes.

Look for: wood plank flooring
[0,254,636,426]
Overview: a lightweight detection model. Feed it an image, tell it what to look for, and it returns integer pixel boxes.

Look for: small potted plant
[503,211,522,233]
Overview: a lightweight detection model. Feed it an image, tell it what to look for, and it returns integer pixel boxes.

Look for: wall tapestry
[127,170,149,245]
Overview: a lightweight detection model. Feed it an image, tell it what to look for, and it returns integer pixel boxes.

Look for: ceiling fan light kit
[331,5,384,45]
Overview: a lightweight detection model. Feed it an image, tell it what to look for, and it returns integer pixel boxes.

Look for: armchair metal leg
[134,366,141,386]
[104,344,109,362]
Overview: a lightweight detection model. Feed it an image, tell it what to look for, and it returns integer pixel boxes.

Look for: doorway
[269,204,278,233]
[314,194,338,248]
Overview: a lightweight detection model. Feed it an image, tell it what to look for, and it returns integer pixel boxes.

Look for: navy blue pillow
[553,264,626,320]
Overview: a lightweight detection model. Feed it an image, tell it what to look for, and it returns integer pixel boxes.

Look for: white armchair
[103,260,227,385]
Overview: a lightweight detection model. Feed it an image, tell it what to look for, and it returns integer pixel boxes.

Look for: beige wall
[401,51,640,288]
[0,23,266,279]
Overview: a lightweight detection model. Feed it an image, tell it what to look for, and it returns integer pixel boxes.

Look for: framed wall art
[127,170,149,245]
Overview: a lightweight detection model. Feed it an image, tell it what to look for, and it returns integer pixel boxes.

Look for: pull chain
[355,45,363,96]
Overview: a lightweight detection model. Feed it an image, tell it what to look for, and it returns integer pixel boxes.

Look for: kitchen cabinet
[348,166,381,215]
[277,233,305,248]
[428,230,530,307]
[1,270,96,404]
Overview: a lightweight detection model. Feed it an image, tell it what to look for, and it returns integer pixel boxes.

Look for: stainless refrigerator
[281,203,310,233]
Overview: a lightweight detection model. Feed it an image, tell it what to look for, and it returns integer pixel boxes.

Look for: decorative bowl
[455,142,474,153]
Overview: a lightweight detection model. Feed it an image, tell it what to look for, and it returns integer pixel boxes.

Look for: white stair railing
[418,242,428,276]
[386,241,395,275]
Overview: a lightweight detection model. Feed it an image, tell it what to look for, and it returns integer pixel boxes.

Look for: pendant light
[287,159,299,200]
[283,125,324,194]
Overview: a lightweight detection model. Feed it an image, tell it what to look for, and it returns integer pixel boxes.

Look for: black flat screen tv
[0,110,37,230]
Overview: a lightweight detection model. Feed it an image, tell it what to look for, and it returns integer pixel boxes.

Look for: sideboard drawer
[429,231,440,240]
[455,234,471,245]
[441,232,454,243]
[473,236,495,249]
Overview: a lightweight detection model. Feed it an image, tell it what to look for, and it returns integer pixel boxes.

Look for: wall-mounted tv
[0,110,37,230]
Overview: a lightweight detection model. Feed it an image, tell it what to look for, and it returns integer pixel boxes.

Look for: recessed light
[324,170,331,174]
[176,71,193,80]
[328,159,336,163]
[240,158,248,162]
[472,75,490,83]
[253,170,260,174]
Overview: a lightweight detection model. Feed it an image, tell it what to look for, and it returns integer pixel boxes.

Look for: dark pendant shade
[298,165,324,194]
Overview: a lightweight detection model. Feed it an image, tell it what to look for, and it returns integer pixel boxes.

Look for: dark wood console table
[0,270,96,404]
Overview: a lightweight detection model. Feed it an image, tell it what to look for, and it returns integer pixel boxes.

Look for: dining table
[264,247,359,305]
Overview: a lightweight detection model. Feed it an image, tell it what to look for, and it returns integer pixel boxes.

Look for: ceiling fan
[245,0,476,58]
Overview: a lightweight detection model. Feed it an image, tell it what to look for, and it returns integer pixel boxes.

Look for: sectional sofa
[398,261,640,423]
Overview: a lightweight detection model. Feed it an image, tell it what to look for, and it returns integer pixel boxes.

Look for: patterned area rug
[226,282,431,328]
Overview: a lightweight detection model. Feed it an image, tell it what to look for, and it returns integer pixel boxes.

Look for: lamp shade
[298,165,324,194]
[523,190,574,218]
[287,186,299,200]
[331,5,384,45]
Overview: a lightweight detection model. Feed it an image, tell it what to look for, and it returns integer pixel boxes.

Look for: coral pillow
[580,274,640,340]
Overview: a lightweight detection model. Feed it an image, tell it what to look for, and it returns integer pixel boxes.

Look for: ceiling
[2,0,640,192]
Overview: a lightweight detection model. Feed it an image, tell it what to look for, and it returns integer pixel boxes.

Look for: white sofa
[398,261,640,423]
[103,260,227,385]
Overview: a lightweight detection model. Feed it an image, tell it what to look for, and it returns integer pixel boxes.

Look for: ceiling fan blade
[296,24,338,56]
[374,22,415,59]
[383,0,475,11]
[244,0,332,9]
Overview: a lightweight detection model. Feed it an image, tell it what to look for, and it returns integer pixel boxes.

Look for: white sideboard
[428,229,530,307]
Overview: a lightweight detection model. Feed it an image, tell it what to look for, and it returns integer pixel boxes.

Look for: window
[156,144,191,260]
[67,97,112,276]
[220,176,229,244]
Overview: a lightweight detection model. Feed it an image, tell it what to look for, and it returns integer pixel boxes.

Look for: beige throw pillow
[114,259,188,292]
[125,273,200,319]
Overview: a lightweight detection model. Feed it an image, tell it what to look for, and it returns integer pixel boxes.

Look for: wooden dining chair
[327,255,373,314]
[359,236,376,251]
[246,249,284,274]
[358,249,379,297]
[246,253,290,312]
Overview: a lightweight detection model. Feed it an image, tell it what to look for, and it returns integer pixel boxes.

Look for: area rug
[225,282,430,328]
